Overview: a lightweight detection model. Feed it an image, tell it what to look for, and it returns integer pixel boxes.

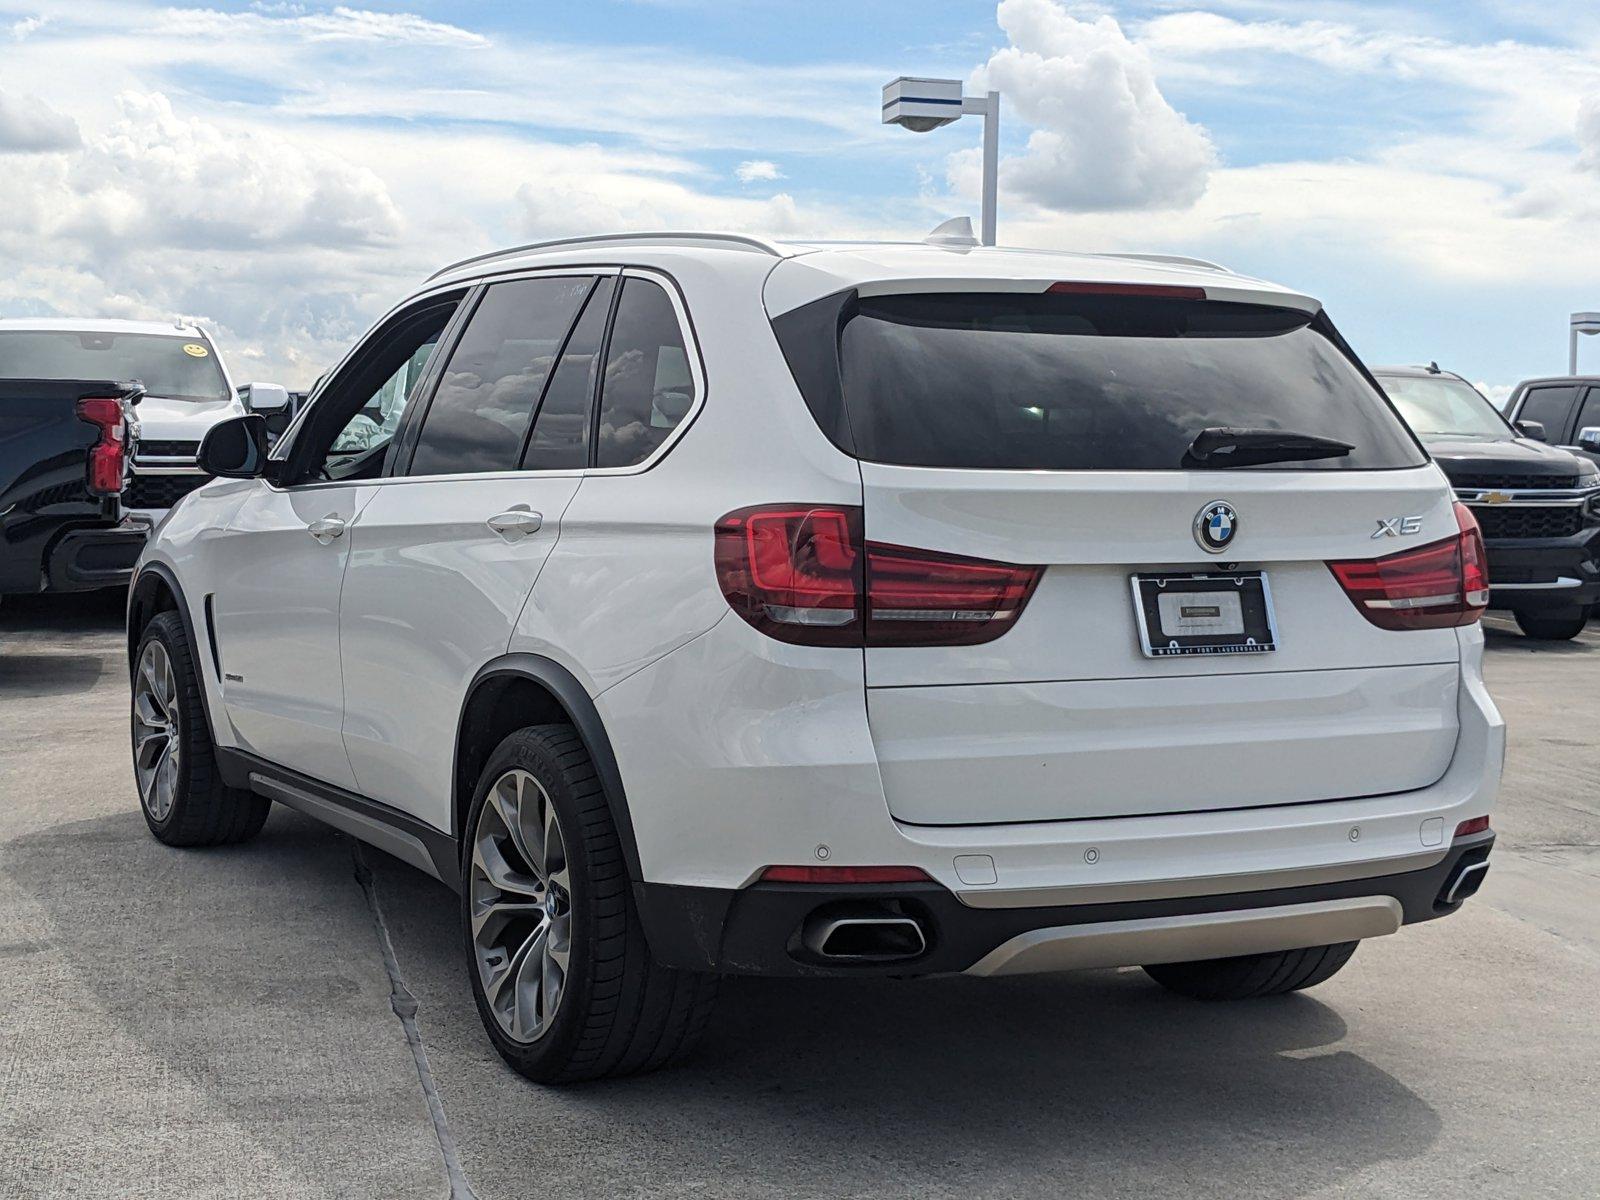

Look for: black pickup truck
[0,379,148,596]
[1375,364,1600,640]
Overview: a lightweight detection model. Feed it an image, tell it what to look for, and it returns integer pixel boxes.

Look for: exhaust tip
[1441,857,1490,906]
[802,912,927,961]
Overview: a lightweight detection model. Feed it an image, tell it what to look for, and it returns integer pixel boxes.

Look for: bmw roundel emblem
[1194,500,1238,554]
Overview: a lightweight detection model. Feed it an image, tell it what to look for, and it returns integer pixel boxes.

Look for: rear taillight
[76,397,127,496]
[1454,816,1490,838]
[714,504,1042,647]
[1327,503,1489,630]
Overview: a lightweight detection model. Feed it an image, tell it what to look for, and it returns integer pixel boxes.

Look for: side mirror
[238,382,291,414]
[198,414,270,479]
[1578,426,1600,454]
[1515,419,1547,441]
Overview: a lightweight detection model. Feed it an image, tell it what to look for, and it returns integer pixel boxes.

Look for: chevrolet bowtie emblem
[1480,491,1512,505]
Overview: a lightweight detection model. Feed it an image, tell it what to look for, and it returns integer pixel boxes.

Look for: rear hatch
[770,283,1471,826]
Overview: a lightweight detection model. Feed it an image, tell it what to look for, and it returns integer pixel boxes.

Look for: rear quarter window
[773,291,1426,472]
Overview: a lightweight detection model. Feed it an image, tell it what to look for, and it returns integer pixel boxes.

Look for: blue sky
[1,0,1598,392]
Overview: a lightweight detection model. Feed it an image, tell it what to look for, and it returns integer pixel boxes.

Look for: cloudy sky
[1,0,1598,395]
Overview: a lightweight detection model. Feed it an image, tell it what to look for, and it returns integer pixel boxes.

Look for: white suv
[127,232,1503,1084]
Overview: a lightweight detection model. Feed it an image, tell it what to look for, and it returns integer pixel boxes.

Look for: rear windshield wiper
[1182,427,1354,469]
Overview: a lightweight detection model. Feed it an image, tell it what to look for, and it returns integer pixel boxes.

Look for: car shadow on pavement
[365,843,1444,1199]
[0,652,108,696]
[0,589,126,635]
[6,808,1444,1200]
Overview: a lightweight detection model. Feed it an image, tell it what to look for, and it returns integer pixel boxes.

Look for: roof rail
[1096,251,1230,272]
[427,231,789,281]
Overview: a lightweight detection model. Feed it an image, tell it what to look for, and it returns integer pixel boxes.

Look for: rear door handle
[307,515,346,543]
[486,506,543,541]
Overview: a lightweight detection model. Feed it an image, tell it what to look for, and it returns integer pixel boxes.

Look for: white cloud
[968,0,1216,212]
[0,90,410,382]
[56,92,402,251]
[734,159,784,184]
[1475,381,1513,408]
[0,89,79,152]
[1138,11,1600,154]
[1579,95,1600,173]
[10,15,48,39]
[166,5,490,49]
[516,176,805,240]
[999,156,1600,292]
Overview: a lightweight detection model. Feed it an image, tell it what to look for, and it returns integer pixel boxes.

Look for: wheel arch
[127,562,225,751]
[454,654,644,882]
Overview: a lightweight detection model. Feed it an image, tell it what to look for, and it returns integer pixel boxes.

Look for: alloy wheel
[469,768,573,1044]
[132,640,181,821]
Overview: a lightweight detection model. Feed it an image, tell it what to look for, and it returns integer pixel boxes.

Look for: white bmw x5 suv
[127,232,1503,1083]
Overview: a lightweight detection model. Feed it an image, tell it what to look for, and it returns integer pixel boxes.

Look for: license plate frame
[1131,571,1278,658]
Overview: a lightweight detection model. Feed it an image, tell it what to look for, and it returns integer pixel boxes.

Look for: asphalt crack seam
[353,842,480,1200]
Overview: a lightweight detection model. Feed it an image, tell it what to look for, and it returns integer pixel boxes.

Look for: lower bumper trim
[635,833,1493,979]
[965,897,1402,977]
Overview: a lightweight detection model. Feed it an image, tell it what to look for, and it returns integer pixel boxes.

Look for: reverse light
[1327,503,1489,630]
[760,865,933,885]
[76,397,127,497]
[714,504,1042,647]
[1454,816,1490,838]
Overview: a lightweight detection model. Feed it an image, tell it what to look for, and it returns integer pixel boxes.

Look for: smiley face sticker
[182,343,209,358]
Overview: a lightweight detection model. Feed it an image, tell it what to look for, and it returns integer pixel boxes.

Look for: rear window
[773,292,1426,471]
[0,330,230,403]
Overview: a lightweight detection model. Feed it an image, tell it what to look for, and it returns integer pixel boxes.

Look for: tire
[462,724,718,1084]
[1512,608,1589,641]
[131,611,271,846]
[1142,941,1358,1001]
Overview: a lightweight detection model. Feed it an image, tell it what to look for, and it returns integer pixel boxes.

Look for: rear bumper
[638,832,1495,977]
[1,514,147,595]
[1484,525,1600,613]
[44,518,150,592]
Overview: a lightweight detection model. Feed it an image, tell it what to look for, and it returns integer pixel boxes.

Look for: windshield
[779,292,1426,471]
[1376,373,1510,439]
[0,330,230,402]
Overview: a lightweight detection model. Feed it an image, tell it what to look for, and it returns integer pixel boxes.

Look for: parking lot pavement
[2,595,1597,1200]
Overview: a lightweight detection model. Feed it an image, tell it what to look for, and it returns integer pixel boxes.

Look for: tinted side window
[1517,386,1579,439]
[328,335,436,460]
[1572,388,1600,438]
[288,293,463,485]
[595,278,695,469]
[408,276,592,477]
[523,277,614,472]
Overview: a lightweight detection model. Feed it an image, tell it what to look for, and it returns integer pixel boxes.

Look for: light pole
[882,76,1000,246]
[1571,312,1600,375]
